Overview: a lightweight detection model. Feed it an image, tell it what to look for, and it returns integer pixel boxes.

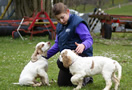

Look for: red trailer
[89,9,132,39]
[0,0,57,40]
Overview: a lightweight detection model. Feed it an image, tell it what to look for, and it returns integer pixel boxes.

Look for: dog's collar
[42,56,48,59]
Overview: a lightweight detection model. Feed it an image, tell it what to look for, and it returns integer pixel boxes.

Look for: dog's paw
[32,82,42,87]
[31,59,38,62]
[44,83,50,86]
[47,83,51,86]
[50,79,57,84]
[73,88,79,90]
[73,85,82,90]
[103,88,109,90]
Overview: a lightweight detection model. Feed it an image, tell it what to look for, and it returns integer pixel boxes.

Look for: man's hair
[52,2,68,15]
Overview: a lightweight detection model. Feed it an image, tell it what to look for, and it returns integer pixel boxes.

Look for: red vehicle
[0,0,57,40]
[89,8,132,39]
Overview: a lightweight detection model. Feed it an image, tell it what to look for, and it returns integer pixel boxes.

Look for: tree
[14,0,65,19]
[14,0,41,19]
[112,0,115,6]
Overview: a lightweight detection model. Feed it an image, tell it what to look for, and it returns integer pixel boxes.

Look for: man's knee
[57,59,69,72]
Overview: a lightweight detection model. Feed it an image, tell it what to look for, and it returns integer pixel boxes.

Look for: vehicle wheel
[102,23,112,39]
[12,31,20,39]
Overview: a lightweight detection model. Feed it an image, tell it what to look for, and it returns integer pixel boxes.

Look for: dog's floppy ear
[31,48,38,62]
[31,43,45,62]
[36,43,45,54]
[41,44,44,48]
[62,51,72,68]
[37,44,44,49]
[71,50,78,55]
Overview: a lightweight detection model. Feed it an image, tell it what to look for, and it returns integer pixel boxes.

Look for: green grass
[0,33,132,90]
[71,0,132,15]
[72,4,95,13]
[101,0,130,9]
[105,4,132,15]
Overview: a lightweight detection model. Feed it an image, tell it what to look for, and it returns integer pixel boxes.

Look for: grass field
[0,33,132,90]
[0,1,132,89]
[105,4,132,15]
[72,0,131,14]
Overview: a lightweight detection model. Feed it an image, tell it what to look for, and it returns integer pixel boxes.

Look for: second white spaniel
[59,49,122,90]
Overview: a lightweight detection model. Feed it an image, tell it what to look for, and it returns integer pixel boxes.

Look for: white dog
[13,41,51,86]
[59,49,122,90]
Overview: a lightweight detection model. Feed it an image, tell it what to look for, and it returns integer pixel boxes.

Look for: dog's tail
[13,82,20,85]
[111,62,122,90]
[115,61,122,81]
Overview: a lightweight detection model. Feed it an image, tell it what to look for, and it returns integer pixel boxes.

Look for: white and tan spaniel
[59,49,122,90]
[13,41,51,86]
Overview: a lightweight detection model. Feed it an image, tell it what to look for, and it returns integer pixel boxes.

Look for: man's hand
[75,42,85,54]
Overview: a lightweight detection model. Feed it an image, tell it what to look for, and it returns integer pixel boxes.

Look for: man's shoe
[82,77,93,86]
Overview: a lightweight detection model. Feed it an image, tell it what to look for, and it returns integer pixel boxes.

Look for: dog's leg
[23,81,41,87]
[32,82,42,87]
[32,80,42,86]
[103,80,112,90]
[38,70,50,86]
[112,73,119,90]
[75,80,83,90]
[102,72,113,90]
[71,74,84,90]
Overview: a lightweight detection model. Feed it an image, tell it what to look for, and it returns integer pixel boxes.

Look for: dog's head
[36,42,51,53]
[59,49,76,68]
[31,41,51,62]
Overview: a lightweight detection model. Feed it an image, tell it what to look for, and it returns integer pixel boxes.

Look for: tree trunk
[45,0,50,16]
[112,0,114,6]
[98,0,102,8]
[14,0,65,19]
[23,0,33,16]
[14,0,34,18]
[83,4,86,12]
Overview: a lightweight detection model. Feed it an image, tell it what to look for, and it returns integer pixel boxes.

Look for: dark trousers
[57,54,90,86]
[57,59,73,86]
